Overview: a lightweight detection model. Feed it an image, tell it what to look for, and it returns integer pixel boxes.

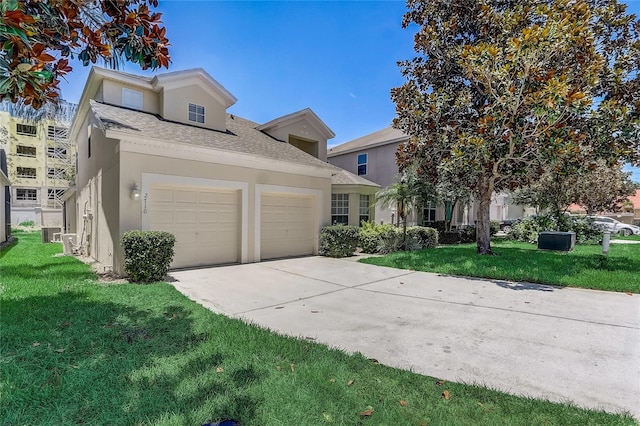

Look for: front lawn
[361,240,640,293]
[1,232,635,425]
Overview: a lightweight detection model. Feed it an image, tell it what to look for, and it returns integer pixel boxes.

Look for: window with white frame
[331,193,349,225]
[48,188,65,200]
[357,153,367,176]
[122,87,143,109]
[17,167,36,179]
[47,146,67,158]
[47,125,69,139]
[423,201,437,223]
[188,103,205,123]
[16,145,36,157]
[359,194,370,225]
[16,124,37,136]
[16,188,37,201]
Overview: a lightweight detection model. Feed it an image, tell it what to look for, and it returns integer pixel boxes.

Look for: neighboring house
[328,126,529,226]
[0,100,77,227]
[65,67,377,274]
[1,149,10,243]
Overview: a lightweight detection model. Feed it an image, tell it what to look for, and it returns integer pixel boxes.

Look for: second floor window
[331,193,349,225]
[357,153,367,176]
[16,124,37,136]
[17,167,36,179]
[188,103,205,123]
[16,188,37,201]
[16,145,36,157]
[122,88,143,109]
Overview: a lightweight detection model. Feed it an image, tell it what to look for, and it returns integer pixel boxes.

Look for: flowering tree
[1,0,170,108]
[392,0,640,254]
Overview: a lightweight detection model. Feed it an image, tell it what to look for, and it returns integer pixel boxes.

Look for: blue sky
[58,0,640,181]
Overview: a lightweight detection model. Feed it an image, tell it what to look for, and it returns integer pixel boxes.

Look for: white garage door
[150,185,240,268]
[261,193,315,260]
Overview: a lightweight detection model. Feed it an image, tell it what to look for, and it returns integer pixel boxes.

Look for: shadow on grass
[1,291,260,425]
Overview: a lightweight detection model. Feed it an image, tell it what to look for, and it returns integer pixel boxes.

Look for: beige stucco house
[65,67,377,274]
[328,126,529,227]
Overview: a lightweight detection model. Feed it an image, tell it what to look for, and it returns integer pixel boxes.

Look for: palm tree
[375,179,418,250]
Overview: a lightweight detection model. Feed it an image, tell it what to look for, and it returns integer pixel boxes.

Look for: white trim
[257,108,335,139]
[116,136,333,179]
[254,184,324,261]
[327,136,408,158]
[141,173,249,263]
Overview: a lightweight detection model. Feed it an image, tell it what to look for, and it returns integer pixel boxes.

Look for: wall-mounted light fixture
[130,183,141,201]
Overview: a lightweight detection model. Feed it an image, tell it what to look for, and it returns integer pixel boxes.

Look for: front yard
[1,232,636,425]
[360,240,640,294]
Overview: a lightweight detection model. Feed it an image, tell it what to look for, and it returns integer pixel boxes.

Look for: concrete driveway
[169,256,640,419]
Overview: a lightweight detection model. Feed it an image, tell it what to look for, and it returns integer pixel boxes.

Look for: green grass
[612,234,640,241]
[1,232,636,425]
[361,240,640,293]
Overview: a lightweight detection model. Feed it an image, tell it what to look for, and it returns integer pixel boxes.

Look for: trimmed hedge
[319,225,359,258]
[359,222,397,253]
[121,230,176,283]
[406,226,439,249]
[360,222,438,253]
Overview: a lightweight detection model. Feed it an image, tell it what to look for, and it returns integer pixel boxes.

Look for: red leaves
[1,0,170,108]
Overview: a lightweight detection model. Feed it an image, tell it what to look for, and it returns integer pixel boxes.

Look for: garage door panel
[261,193,315,260]
[150,185,240,268]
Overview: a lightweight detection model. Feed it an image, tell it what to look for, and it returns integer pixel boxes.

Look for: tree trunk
[476,178,494,255]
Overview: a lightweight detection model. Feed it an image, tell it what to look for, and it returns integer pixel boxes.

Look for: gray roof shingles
[90,100,332,170]
[328,126,407,157]
[90,100,379,188]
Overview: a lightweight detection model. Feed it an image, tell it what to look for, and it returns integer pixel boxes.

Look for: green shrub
[319,225,359,258]
[509,215,601,245]
[18,221,35,227]
[490,220,500,236]
[377,227,403,254]
[440,227,476,245]
[359,221,396,253]
[121,230,176,283]
[406,226,439,249]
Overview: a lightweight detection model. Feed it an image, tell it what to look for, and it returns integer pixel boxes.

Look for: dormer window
[188,103,205,124]
[122,88,143,109]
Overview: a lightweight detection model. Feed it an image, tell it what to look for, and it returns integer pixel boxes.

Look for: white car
[591,216,640,236]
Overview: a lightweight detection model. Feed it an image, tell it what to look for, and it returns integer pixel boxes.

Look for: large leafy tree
[572,160,636,214]
[1,0,170,108]
[392,0,640,254]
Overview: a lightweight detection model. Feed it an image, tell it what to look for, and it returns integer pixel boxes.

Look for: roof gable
[151,68,237,108]
[328,126,407,157]
[257,108,335,140]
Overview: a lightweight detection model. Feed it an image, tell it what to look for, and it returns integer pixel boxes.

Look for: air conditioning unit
[42,227,62,243]
[62,233,78,255]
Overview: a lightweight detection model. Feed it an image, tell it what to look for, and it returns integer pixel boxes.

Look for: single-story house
[65,67,377,274]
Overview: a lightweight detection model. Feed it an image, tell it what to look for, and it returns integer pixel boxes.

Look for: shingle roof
[90,100,334,170]
[328,126,407,157]
[330,168,379,187]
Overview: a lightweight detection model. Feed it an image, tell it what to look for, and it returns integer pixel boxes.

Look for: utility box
[538,231,576,252]
[42,227,62,243]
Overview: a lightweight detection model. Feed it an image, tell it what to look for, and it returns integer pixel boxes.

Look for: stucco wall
[100,80,160,114]
[106,150,332,274]
[161,85,227,132]
[75,118,121,267]
[328,143,401,189]
[263,120,329,161]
